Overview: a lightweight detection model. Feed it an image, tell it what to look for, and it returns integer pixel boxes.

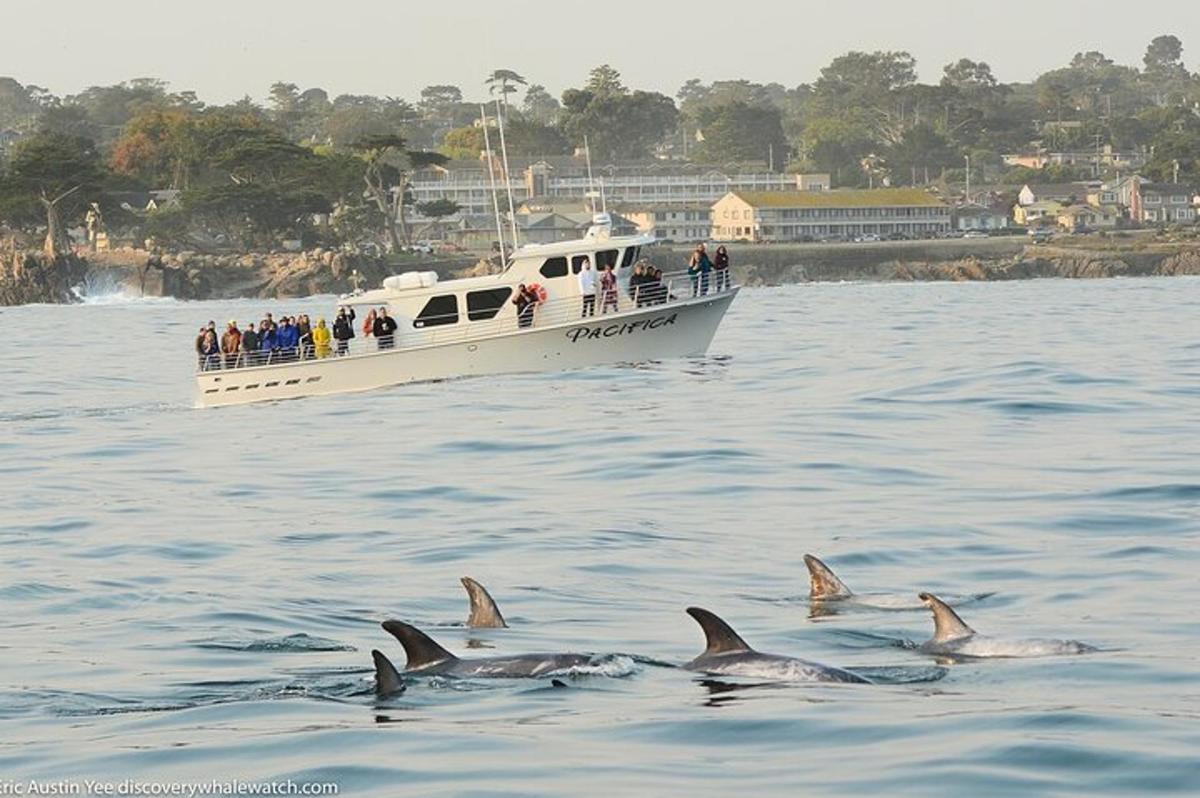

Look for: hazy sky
[5,0,1199,103]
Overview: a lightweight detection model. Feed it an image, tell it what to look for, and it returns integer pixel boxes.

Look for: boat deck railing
[196,268,735,373]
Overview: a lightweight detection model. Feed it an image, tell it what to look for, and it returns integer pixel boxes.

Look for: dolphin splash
[916,592,1096,659]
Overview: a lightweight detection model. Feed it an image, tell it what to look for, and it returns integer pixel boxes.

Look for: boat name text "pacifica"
[565,313,678,343]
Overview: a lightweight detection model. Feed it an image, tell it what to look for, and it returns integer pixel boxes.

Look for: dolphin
[683,607,870,683]
[461,576,507,628]
[804,554,992,614]
[917,592,1096,659]
[371,649,406,696]
[380,619,597,678]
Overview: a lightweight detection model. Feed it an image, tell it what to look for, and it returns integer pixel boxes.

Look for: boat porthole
[467,344,478,352]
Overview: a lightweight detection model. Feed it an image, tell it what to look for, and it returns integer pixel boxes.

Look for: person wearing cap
[239,320,259,367]
[220,321,241,370]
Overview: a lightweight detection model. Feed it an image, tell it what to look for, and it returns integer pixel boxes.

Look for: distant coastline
[4,236,1200,306]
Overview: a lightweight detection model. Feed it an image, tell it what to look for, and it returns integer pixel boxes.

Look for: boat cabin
[342,215,654,331]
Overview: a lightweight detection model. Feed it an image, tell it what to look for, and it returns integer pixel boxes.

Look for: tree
[419,85,463,119]
[415,199,460,239]
[441,125,486,160]
[521,84,559,125]
[586,64,626,96]
[352,134,447,250]
[485,69,526,115]
[694,102,788,167]
[1143,35,1184,74]
[3,132,107,258]
[560,81,679,160]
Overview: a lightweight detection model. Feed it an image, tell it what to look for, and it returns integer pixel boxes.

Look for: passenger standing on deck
[689,244,713,296]
[631,263,648,307]
[374,307,398,349]
[332,306,355,356]
[276,316,298,361]
[513,283,537,328]
[296,314,313,360]
[713,245,731,292]
[258,320,277,363]
[362,308,377,341]
[220,321,242,370]
[195,326,208,370]
[200,329,220,371]
[240,321,259,367]
[312,318,332,359]
[600,264,619,314]
[577,257,596,318]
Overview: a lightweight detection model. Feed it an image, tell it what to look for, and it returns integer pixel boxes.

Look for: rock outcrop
[0,247,87,305]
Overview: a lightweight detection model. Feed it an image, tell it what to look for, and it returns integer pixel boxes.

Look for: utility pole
[964,154,971,204]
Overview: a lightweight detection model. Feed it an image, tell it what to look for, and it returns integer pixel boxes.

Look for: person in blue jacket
[258,319,278,363]
[276,316,299,361]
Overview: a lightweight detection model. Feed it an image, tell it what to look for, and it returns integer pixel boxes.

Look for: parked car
[962,230,989,239]
[853,233,882,243]
[885,232,909,241]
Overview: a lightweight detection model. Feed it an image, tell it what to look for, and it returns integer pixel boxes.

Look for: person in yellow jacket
[312,317,332,359]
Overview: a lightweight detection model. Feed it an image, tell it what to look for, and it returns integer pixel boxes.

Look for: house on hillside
[711,189,950,242]
[622,204,712,242]
[1129,182,1197,224]
[954,202,1010,231]
[1013,200,1063,226]
[1017,182,1094,207]
[1056,204,1120,232]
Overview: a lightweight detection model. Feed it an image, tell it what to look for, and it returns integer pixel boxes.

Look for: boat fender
[527,283,548,303]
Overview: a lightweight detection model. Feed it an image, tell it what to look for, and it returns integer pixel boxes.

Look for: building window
[466,288,512,321]
[414,294,459,328]
[539,256,569,279]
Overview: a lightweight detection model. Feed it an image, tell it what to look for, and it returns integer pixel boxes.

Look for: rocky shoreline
[3,238,1199,306]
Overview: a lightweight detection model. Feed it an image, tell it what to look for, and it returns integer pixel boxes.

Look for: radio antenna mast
[494,98,520,249]
[479,105,506,267]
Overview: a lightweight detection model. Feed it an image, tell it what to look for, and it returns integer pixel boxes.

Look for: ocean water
[2,278,1198,797]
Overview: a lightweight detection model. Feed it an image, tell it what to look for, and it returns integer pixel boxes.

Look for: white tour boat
[194,214,738,408]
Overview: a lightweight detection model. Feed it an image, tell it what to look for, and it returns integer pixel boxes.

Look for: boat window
[596,249,619,269]
[413,294,459,328]
[466,287,513,321]
[539,256,569,279]
[620,246,640,269]
[571,254,592,274]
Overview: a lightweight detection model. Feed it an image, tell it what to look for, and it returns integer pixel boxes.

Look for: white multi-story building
[407,155,830,220]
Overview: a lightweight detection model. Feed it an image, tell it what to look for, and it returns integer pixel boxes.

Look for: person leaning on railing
[713,245,730,292]
[239,320,259,367]
[333,306,356,356]
[220,321,241,370]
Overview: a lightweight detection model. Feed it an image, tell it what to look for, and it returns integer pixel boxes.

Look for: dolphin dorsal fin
[461,577,507,628]
[804,554,854,599]
[919,593,975,642]
[381,620,458,670]
[686,607,753,655]
[371,649,406,696]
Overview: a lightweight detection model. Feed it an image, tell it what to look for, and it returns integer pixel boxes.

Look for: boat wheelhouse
[195,215,738,407]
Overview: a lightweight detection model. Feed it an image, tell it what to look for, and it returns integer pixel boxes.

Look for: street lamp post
[964,154,971,204]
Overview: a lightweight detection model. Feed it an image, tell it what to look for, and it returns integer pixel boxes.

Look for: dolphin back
[919,592,976,643]
[461,577,507,628]
[686,607,753,656]
[803,554,854,600]
[372,649,406,695]
[382,619,459,671]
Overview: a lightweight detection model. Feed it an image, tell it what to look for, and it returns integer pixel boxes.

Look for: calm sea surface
[2,278,1198,797]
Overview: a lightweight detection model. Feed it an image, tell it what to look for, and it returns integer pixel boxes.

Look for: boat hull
[195,289,738,408]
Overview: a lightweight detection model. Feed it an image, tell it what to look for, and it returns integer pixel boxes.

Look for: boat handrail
[195,268,735,373]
